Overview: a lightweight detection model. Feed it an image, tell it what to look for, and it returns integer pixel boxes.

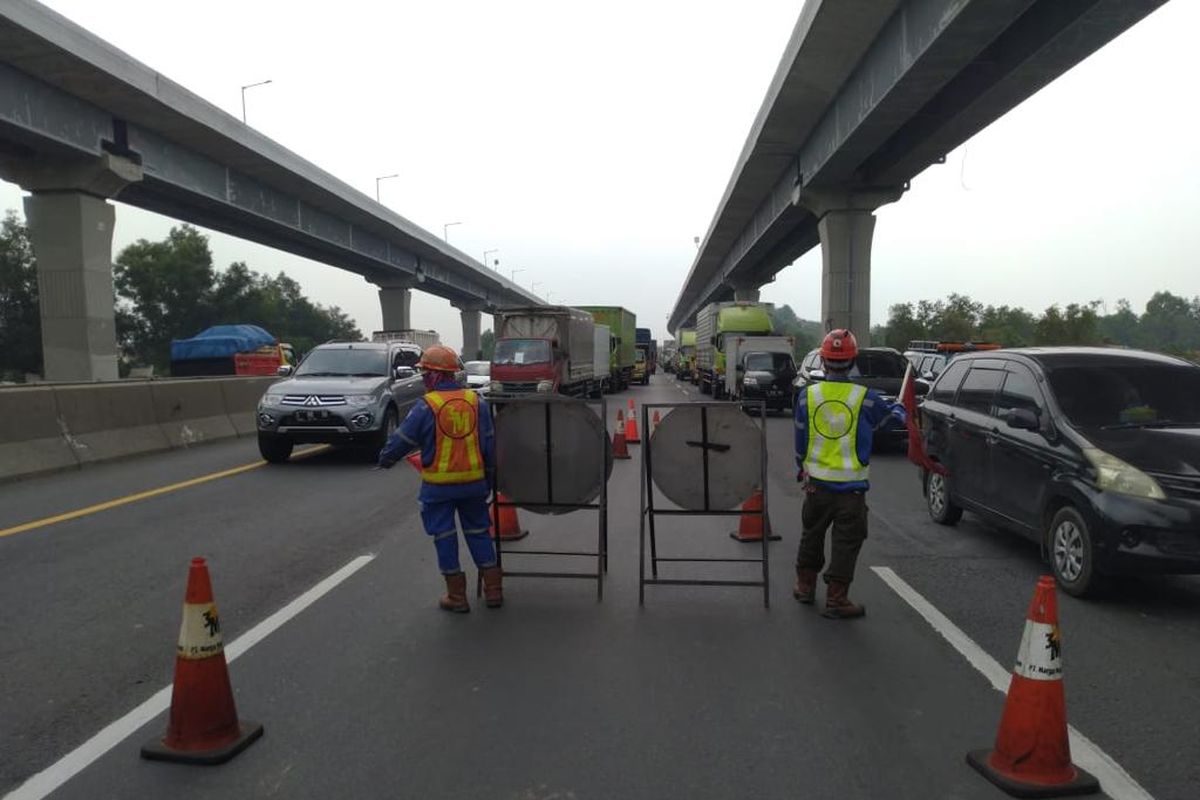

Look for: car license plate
[296,410,330,422]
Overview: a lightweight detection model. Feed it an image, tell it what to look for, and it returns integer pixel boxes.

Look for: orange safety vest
[422,389,486,485]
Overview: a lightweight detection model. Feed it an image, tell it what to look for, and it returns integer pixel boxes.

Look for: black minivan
[919,347,1200,596]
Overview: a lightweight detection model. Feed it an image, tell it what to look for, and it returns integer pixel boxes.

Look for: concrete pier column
[732,285,761,303]
[1,153,143,382]
[376,278,414,332]
[23,192,120,381]
[454,301,486,360]
[797,187,904,346]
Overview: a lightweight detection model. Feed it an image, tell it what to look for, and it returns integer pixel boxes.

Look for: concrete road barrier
[151,379,237,448]
[220,377,276,437]
[54,382,171,465]
[0,385,80,480]
[0,376,275,482]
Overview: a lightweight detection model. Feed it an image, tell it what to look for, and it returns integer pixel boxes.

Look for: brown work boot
[793,567,818,604]
[821,580,865,619]
[439,572,470,613]
[481,566,504,609]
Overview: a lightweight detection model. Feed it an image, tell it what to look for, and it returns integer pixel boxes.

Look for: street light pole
[240,79,273,124]
[511,267,524,282]
[375,173,399,202]
[443,221,462,242]
[483,248,499,270]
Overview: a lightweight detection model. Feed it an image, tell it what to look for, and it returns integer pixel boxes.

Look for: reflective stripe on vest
[422,390,486,485]
[803,382,869,483]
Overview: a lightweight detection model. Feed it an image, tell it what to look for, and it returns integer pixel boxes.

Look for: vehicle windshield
[635,351,646,363]
[493,339,551,366]
[851,352,907,378]
[465,362,490,377]
[295,348,388,377]
[744,352,795,372]
[1046,360,1200,429]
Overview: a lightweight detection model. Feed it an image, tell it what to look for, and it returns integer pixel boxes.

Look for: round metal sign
[494,395,612,515]
[649,405,762,510]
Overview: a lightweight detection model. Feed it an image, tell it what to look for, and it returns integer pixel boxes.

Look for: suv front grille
[281,395,346,407]
[499,382,540,394]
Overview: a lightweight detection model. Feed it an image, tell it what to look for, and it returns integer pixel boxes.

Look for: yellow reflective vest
[802,381,869,484]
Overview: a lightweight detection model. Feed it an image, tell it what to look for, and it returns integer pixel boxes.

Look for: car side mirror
[276,365,293,377]
[921,371,934,381]
[809,369,826,381]
[1005,408,1039,431]
[394,366,416,379]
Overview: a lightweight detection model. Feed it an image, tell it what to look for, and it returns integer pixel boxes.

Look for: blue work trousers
[420,496,497,574]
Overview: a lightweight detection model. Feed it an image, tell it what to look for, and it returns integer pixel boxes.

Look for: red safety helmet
[820,329,859,363]
[418,344,461,373]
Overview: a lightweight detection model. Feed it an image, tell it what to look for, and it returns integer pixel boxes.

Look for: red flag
[404,452,423,472]
[902,364,946,475]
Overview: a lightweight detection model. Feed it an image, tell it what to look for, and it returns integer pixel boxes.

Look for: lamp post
[483,248,499,270]
[511,267,524,282]
[375,174,399,202]
[443,221,462,242]
[531,281,542,296]
[240,79,272,124]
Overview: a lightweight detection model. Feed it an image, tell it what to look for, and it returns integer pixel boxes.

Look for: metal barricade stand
[639,401,770,607]
[488,394,610,600]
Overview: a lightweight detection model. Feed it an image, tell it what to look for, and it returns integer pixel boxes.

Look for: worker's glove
[377,457,397,470]
[890,405,908,424]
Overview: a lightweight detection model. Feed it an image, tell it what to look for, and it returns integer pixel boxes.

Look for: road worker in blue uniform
[794,329,904,619]
[378,344,502,612]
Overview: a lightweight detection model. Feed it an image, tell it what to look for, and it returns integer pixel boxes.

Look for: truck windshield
[744,352,795,372]
[1046,360,1200,429]
[295,348,388,377]
[493,339,551,366]
[852,353,906,378]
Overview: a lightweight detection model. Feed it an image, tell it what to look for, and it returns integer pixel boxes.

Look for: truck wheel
[258,433,294,464]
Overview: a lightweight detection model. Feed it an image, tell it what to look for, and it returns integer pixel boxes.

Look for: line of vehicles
[244,303,1200,600]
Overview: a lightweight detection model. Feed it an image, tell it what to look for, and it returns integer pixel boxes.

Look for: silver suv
[255,341,426,462]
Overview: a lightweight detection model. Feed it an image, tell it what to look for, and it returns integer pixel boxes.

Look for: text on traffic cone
[612,410,631,459]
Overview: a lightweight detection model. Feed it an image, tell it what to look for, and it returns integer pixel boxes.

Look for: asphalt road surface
[1,374,1196,799]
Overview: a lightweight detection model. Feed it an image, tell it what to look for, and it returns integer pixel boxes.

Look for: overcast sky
[2,0,1197,351]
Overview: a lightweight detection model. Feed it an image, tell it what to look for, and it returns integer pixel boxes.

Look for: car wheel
[1049,506,1099,597]
[925,470,962,525]
[373,406,399,456]
[258,433,294,464]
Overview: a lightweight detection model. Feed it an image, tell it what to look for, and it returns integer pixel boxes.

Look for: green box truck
[695,301,774,399]
[579,306,636,391]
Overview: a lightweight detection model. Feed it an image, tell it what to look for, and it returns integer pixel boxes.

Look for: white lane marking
[871,566,1155,800]
[5,554,377,800]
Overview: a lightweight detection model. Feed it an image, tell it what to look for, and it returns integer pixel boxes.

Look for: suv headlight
[261,393,284,406]
[345,394,374,407]
[1083,448,1165,500]
[742,376,759,386]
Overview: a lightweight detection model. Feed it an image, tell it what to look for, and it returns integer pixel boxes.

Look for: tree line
[871,292,1200,358]
[0,213,361,381]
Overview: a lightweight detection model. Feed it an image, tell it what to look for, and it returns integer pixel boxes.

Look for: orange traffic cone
[625,404,641,444]
[142,558,262,764]
[612,410,631,459]
[490,493,529,541]
[966,576,1099,797]
[730,488,781,542]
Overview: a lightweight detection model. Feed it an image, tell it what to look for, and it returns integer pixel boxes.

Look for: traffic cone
[729,488,781,542]
[142,558,263,765]
[612,410,631,460]
[966,576,1099,797]
[625,404,641,444]
[490,493,529,541]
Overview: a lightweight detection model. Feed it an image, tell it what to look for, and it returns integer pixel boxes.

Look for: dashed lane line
[871,565,1154,800]
[3,553,377,800]
[0,446,329,540]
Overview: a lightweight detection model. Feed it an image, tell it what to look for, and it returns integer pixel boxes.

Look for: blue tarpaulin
[170,325,276,361]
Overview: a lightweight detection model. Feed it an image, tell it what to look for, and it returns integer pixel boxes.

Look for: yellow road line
[0,446,329,540]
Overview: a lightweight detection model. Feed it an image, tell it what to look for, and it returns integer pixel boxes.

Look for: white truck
[592,323,612,397]
[371,329,440,350]
[725,335,796,409]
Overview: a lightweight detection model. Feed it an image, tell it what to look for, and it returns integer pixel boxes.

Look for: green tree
[1097,299,1140,346]
[1139,291,1200,354]
[978,305,1036,346]
[481,329,495,360]
[115,225,217,369]
[0,211,41,380]
[769,304,819,358]
[1035,302,1100,345]
[881,302,928,349]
